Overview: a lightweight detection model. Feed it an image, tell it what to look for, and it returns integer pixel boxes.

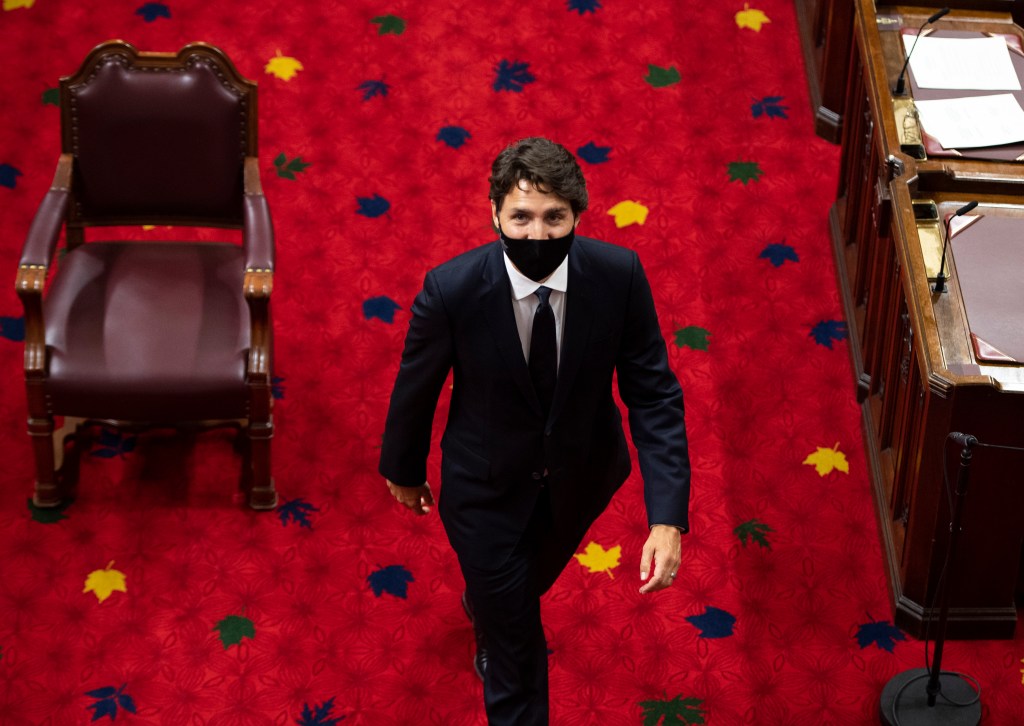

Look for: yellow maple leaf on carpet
[83,561,127,603]
[736,3,771,32]
[4,0,35,10]
[803,442,850,476]
[574,541,621,578]
[265,51,303,81]
[607,200,649,228]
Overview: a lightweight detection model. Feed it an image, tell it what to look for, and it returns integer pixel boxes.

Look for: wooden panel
[795,0,855,142]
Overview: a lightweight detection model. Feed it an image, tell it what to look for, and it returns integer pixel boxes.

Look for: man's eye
[512,214,527,221]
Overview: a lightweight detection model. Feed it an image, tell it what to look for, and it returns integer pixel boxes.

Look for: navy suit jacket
[380,236,690,569]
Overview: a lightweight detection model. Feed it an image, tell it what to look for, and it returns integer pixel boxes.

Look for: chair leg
[247,417,277,510]
[28,415,60,507]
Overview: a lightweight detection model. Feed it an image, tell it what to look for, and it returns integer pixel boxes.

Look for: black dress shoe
[462,591,488,681]
[473,646,488,681]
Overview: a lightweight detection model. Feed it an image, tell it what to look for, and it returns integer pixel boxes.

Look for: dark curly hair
[488,137,589,215]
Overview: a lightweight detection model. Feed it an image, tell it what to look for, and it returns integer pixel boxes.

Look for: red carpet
[2,0,1023,723]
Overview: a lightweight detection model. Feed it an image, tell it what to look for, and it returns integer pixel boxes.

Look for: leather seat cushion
[44,241,251,421]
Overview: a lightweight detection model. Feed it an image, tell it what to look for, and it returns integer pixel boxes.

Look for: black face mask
[499,225,575,282]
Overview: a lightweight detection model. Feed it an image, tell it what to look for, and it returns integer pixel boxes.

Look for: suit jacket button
[531,472,542,480]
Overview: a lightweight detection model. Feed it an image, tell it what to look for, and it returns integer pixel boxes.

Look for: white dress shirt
[502,253,568,367]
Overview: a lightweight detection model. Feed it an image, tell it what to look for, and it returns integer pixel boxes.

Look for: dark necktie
[529,286,557,416]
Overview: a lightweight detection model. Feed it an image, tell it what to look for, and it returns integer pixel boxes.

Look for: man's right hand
[386,479,435,515]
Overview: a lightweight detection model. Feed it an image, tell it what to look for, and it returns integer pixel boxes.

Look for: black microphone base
[879,668,980,726]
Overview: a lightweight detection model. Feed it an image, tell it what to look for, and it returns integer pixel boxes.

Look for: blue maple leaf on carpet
[135,2,170,21]
[810,320,848,349]
[759,242,799,267]
[367,564,414,598]
[1,316,25,342]
[856,619,906,652]
[577,142,611,164]
[686,606,736,638]
[356,194,390,218]
[493,60,535,92]
[357,80,389,101]
[277,498,319,528]
[567,0,601,14]
[363,296,401,323]
[437,126,471,149]
[272,375,286,400]
[0,164,23,189]
[751,96,789,119]
[90,429,136,459]
[85,684,137,722]
[297,697,345,726]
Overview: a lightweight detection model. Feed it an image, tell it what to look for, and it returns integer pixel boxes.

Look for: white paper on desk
[913,93,1024,148]
[902,35,1021,91]
[949,214,980,238]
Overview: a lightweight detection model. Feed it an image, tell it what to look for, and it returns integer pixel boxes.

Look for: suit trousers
[459,484,585,726]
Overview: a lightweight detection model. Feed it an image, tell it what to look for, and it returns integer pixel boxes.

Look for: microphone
[933,200,977,293]
[949,432,978,447]
[894,7,951,95]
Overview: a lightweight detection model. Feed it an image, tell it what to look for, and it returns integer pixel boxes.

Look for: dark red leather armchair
[15,40,277,509]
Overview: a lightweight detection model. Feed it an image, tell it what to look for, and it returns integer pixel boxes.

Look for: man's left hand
[639,525,681,594]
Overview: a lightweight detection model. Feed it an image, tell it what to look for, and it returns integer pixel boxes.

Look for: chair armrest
[15,155,72,376]
[243,156,275,272]
[19,155,72,268]
[241,158,274,383]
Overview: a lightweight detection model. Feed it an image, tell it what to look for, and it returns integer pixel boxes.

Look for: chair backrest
[60,40,257,228]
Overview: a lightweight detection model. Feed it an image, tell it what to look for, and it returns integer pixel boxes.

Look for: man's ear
[490,200,500,230]
[573,214,582,229]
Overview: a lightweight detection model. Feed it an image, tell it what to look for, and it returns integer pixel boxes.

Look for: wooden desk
[829,0,1024,639]
[794,0,1018,143]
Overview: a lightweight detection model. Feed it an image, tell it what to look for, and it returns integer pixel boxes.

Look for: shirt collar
[502,251,570,301]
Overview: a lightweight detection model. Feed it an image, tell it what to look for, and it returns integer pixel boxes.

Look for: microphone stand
[894,8,951,96]
[879,434,981,725]
[933,201,978,294]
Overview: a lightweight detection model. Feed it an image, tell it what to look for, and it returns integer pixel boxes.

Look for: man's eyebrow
[507,205,569,214]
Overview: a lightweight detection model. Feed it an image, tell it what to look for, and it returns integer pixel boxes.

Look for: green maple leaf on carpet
[734,519,773,549]
[213,614,255,649]
[27,497,72,523]
[638,693,706,725]
[673,326,710,351]
[371,14,405,34]
[645,64,680,88]
[273,153,311,180]
[41,87,59,106]
[728,161,763,184]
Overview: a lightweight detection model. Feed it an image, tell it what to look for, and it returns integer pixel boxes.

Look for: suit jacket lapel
[549,244,594,425]
[480,243,544,416]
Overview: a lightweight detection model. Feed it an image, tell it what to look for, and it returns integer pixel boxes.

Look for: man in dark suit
[380,137,690,724]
